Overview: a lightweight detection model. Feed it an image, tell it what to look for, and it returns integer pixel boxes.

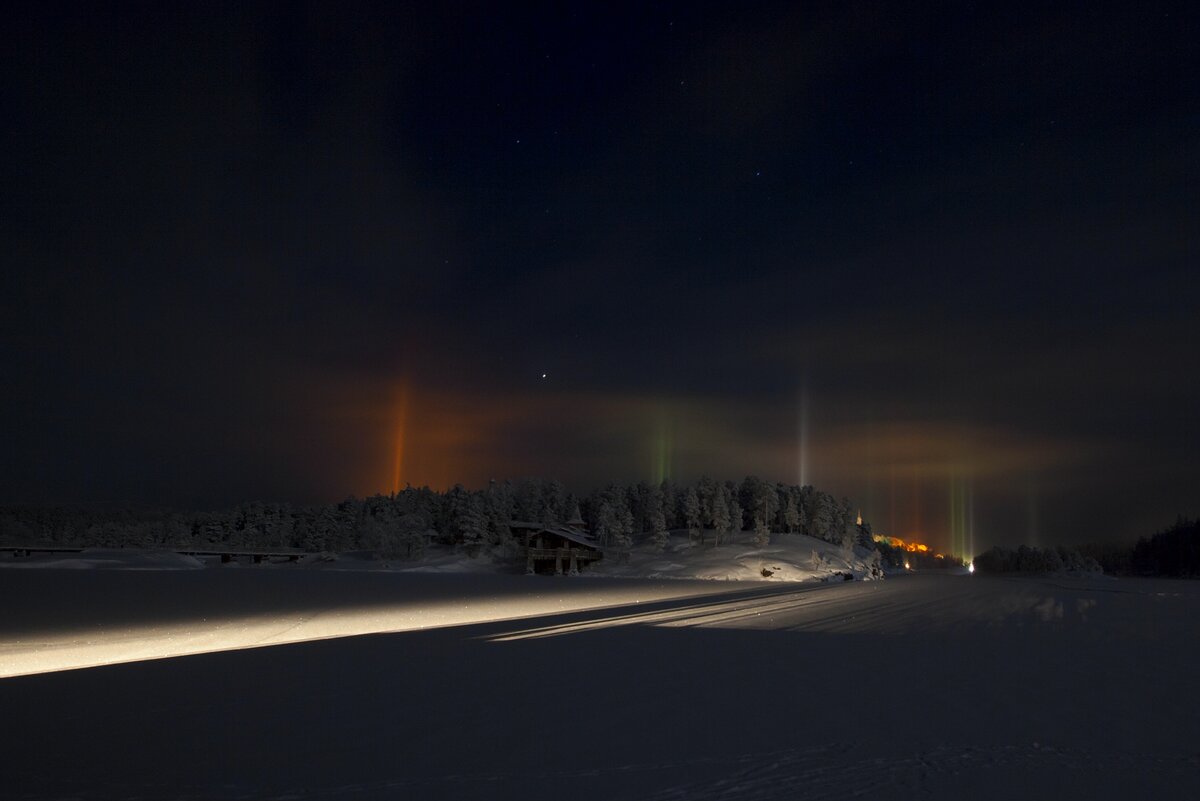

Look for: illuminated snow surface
[2,567,1199,799]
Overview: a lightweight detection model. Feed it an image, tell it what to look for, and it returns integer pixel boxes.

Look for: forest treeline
[0,476,872,560]
[971,544,1102,575]
[973,517,1200,577]
[1079,517,1200,577]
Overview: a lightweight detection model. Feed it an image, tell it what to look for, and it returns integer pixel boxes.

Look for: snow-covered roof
[543,526,600,549]
[512,521,600,549]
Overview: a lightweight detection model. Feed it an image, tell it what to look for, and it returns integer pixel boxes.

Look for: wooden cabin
[510,520,603,575]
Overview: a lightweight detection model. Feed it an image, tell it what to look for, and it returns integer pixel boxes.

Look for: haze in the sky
[2,2,1196,551]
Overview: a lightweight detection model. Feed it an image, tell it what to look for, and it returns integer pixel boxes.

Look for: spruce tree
[684,487,703,545]
[710,487,731,546]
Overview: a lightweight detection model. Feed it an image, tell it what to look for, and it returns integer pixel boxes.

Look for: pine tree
[486,480,515,544]
[728,497,744,543]
[811,492,835,543]
[612,502,634,558]
[459,494,493,550]
[596,488,634,559]
[697,476,718,539]
[382,513,431,560]
[645,483,669,551]
[515,478,547,522]
[659,480,678,529]
[783,490,800,534]
[710,487,731,546]
[740,476,777,546]
[753,524,769,549]
[542,480,568,523]
[684,487,703,545]
[837,496,856,550]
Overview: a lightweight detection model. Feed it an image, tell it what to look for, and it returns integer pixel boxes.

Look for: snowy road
[2,571,1198,799]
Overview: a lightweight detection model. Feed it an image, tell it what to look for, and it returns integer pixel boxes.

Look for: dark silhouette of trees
[1130,517,1200,577]
[972,544,1100,574]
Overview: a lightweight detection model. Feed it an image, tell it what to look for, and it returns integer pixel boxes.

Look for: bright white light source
[968,562,975,574]
[904,561,910,570]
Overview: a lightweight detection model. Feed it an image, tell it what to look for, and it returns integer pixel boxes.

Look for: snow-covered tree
[709,486,731,546]
[462,496,494,550]
[379,513,432,560]
[740,476,777,547]
[659,480,678,529]
[684,487,703,544]
[837,496,856,550]
[595,486,634,558]
[515,478,548,522]
[753,519,770,549]
[809,492,834,542]
[542,480,568,524]
[563,493,581,523]
[728,495,744,542]
[782,488,800,534]
[697,476,719,534]
[642,483,669,551]
[486,480,516,544]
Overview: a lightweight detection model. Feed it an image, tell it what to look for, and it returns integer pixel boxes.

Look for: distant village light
[872,533,934,554]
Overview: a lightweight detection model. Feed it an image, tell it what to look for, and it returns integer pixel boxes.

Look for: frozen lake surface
[2,570,1198,799]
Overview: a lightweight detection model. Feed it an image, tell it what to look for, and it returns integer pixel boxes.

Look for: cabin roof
[511,521,600,550]
[545,526,600,549]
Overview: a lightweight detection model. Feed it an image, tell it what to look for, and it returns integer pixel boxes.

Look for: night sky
[2,2,1196,551]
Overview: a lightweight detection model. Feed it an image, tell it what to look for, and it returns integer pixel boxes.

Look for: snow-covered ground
[0,569,762,678]
[588,530,881,582]
[2,568,1198,799]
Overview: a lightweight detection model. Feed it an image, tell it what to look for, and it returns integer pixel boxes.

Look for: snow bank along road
[2,571,1198,799]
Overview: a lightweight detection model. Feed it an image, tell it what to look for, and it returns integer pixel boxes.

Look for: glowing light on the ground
[484,586,847,641]
[0,581,765,678]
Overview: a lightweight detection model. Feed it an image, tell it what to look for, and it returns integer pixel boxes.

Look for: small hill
[588,529,881,582]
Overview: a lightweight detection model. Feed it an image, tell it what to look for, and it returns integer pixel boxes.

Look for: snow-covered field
[588,530,882,582]
[2,568,1198,799]
[0,536,882,676]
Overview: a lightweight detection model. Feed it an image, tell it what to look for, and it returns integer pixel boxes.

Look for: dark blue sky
[2,1,1196,550]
